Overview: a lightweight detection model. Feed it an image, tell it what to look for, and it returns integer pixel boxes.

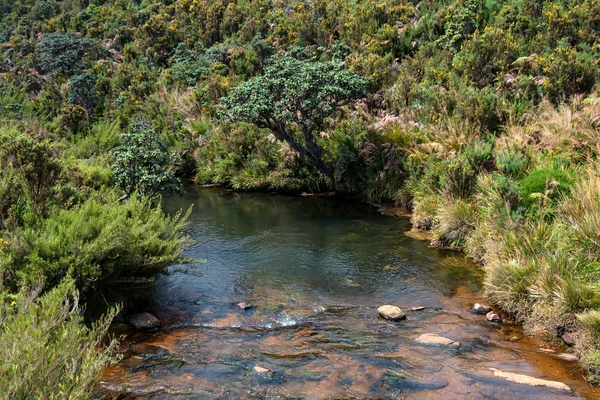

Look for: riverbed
[98,187,596,399]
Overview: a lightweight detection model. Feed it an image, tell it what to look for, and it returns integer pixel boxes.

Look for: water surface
[99,187,595,399]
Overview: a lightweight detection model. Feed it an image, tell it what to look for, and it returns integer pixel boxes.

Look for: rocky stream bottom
[95,188,597,399]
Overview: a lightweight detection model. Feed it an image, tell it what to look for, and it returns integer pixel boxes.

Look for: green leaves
[220,53,368,180]
[0,277,119,400]
[111,120,183,199]
[36,33,96,77]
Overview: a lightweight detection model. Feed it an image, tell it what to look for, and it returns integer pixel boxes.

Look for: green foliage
[519,168,572,207]
[3,193,190,290]
[220,53,369,181]
[0,277,119,399]
[496,151,528,179]
[0,128,63,215]
[112,120,183,199]
[68,73,97,117]
[36,33,96,77]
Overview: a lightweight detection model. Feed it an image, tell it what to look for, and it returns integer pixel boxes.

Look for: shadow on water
[97,187,597,399]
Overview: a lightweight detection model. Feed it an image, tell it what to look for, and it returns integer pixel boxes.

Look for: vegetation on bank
[2,0,600,390]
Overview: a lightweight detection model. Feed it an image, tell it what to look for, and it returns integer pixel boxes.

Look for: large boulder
[129,312,160,330]
[377,305,406,321]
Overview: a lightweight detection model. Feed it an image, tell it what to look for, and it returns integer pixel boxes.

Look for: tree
[111,120,182,200]
[36,33,95,77]
[68,73,97,117]
[219,53,368,183]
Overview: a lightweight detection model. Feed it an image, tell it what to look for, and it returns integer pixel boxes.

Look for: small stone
[409,306,426,311]
[489,368,570,391]
[237,302,254,310]
[486,311,501,322]
[561,333,575,346]
[415,333,461,348]
[557,353,578,362]
[129,312,160,330]
[377,305,406,321]
[539,348,555,353]
[253,366,270,374]
[473,303,492,314]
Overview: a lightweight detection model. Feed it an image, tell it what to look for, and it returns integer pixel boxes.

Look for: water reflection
[98,188,594,399]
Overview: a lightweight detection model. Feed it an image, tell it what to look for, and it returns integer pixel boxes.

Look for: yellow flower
[10,301,16,307]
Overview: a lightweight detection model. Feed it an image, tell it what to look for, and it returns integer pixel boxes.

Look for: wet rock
[237,302,254,310]
[129,312,160,330]
[557,353,578,362]
[377,305,406,321]
[539,348,555,353]
[253,366,270,374]
[489,368,570,391]
[561,332,575,346]
[473,303,492,314]
[415,333,460,348]
[409,306,426,311]
[486,311,501,322]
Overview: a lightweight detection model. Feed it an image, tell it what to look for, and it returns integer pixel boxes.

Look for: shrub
[496,151,528,179]
[519,168,572,207]
[432,196,476,249]
[112,120,183,200]
[0,277,119,399]
[0,129,63,215]
[559,165,600,260]
[2,194,190,291]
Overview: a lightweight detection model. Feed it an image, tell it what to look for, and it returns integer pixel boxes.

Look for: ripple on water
[98,188,596,399]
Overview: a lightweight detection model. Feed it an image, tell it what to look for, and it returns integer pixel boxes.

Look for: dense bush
[2,194,190,290]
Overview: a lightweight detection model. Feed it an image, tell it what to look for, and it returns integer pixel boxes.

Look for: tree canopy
[220,53,369,182]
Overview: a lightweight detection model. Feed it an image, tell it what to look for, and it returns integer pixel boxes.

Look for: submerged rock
[377,305,406,321]
[489,368,570,391]
[557,353,578,362]
[409,306,427,311]
[486,311,501,322]
[473,303,492,314]
[253,366,270,374]
[129,312,160,330]
[415,333,460,348]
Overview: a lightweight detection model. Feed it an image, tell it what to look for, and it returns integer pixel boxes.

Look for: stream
[98,187,596,399]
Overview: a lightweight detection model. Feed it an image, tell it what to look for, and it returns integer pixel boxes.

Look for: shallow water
[98,187,597,399]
